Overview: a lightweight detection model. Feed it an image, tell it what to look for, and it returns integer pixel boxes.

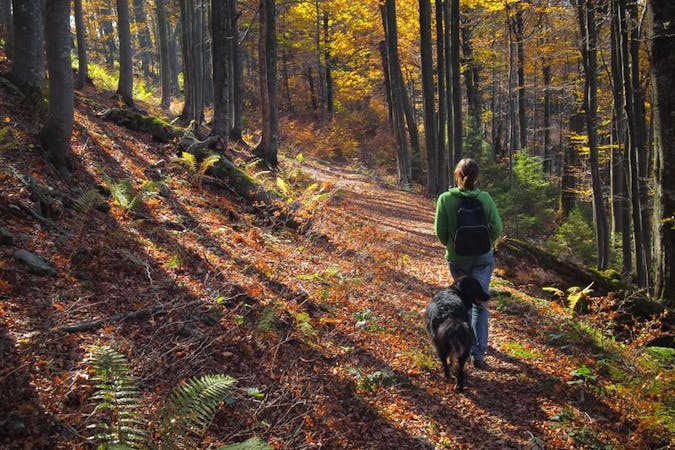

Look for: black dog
[424,276,490,391]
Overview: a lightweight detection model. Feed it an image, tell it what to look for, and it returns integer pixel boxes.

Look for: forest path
[297,160,626,449]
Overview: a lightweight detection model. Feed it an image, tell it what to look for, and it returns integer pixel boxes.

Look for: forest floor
[0,83,673,449]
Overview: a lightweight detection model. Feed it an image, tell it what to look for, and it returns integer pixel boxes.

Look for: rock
[0,228,14,245]
[13,250,57,276]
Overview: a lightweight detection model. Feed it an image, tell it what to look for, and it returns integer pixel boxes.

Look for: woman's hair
[454,158,479,190]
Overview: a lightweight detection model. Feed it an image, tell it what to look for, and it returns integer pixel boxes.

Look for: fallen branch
[56,300,204,333]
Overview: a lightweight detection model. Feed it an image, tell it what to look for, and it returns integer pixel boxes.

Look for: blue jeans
[448,253,495,360]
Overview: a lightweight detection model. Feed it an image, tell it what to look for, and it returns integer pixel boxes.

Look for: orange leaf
[53,303,65,312]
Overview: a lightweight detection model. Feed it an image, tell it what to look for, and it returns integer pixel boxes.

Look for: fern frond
[158,374,237,449]
[199,154,221,176]
[256,307,277,332]
[180,152,198,173]
[88,346,148,450]
[75,189,106,213]
[275,177,291,197]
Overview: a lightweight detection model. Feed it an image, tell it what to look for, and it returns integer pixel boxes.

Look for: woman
[434,158,503,370]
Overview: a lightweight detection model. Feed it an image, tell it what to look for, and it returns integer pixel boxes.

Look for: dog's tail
[433,319,474,361]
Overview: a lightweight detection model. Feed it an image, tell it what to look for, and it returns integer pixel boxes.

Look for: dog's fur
[424,276,490,391]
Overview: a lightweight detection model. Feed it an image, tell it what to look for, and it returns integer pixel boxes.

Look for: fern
[198,154,221,177]
[89,346,148,449]
[100,172,162,213]
[158,375,237,449]
[174,152,220,185]
[74,189,106,213]
[88,346,244,450]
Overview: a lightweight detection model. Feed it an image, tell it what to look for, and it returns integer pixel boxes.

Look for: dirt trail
[300,161,628,449]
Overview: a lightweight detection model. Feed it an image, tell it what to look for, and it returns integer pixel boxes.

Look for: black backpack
[453,196,491,255]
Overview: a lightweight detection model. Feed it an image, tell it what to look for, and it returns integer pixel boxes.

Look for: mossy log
[496,237,622,294]
[100,108,183,142]
[178,134,304,230]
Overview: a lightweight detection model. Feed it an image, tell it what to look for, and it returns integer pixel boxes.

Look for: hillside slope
[0,89,672,449]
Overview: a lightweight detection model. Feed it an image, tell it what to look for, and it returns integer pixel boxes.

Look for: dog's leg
[455,353,469,391]
[440,354,451,380]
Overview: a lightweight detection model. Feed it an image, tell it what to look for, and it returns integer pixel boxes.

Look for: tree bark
[575,0,610,270]
[435,0,448,190]
[462,19,482,157]
[116,0,134,106]
[649,0,675,306]
[40,0,73,175]
[258,0,279,168]
[132,0,153,77]
[419,0,438,195]
[617,0,649,287]
[155,0,172,108]
[449,0,462,165]
[180,0,206,125]
[229,0,244,140]
[212,0,232,137]
[8,0,44,97]
[73,0,89,90]
[381,0,412,185]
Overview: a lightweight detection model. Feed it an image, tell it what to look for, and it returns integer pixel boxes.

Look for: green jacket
[434,188,503,261]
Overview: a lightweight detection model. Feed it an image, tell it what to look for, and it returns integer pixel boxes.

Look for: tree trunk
[155,0,171,108]
[419,0,438,195]
[449,0,462,165]
[116,0,134,106]
[100,1,116,67]
[617,0,649,286]
[435,0,447,190]
[212,0,232,137]
[180,0,206,125]
[462,19,482,157]
[8,0,44,97]
[381,0,411,185]
[561,113,583,216]
[323,11,334,117]
[73,0,89,90]
[40,0,73,175]
[258,0,279,168]
[542,63,552,173]
[132,0,153,77]
[575,0,610,269]
[649,0,675,307]
[609,0,632,274]
[229,0,244,140]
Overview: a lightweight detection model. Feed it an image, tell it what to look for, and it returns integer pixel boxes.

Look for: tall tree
[229,0,244,140]
[73,0,89,90]
[258,0,279,168]
[40,0,73,175]
[381,0,412,185]
[449,0,462,166]
[155,0,172,108]
[649,0,675,306]
[435,0,448,190]
[8,0,44,97]
[419,0,438,195]
[132,0,153,77]
[116,0,134,106]
[574,0,610,269]
[180,0,207,125]
[212,0,233,137]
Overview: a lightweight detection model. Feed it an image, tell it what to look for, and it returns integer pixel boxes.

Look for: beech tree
[39,0,73,174]
[116,0,134,106]
[258,0,279,168]
[649,0,675,306]
[73,0,89,90]
[8,0,43,97]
